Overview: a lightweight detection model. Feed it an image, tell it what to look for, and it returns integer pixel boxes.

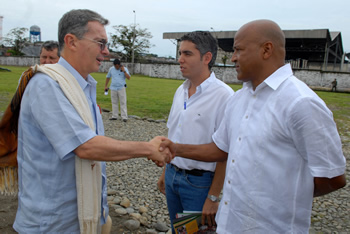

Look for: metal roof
[163,29,345,64]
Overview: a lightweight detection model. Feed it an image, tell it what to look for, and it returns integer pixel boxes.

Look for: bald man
[160,19,346,233]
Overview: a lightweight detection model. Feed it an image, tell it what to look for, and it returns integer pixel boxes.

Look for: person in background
[39,40,60,64]
[105,58,131,122]
[13,9,172,234]
[157,31,234,233]
[331,78,337,92]
[160,19,346,233]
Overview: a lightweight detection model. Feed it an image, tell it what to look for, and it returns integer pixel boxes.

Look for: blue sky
[1,0,349,58]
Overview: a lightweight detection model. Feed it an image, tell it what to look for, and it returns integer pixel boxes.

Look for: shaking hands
[148,136,176,167]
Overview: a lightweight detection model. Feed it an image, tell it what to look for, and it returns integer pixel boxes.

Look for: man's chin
[237,76,250,83]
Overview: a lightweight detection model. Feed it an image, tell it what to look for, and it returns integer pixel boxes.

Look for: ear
[203,52,213,65]
[63,33,78,51]
[261,41,273,59]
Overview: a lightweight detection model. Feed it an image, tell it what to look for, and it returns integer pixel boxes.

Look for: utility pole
[132,10,136,64]
[0,16,3,44]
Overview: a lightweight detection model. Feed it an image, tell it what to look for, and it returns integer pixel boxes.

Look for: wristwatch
[207,194,220,202]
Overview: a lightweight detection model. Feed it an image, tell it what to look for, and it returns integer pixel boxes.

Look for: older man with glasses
[12,9,172,234]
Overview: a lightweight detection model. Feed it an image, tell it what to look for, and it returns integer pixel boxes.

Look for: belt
[171,164,212,177]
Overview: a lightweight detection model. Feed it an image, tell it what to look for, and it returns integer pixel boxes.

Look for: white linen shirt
[168,72,234,171]
[213,64,346,233]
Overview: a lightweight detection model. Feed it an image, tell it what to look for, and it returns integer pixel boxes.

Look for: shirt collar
[183,71,217,93]
[58,57,97,89]
[243,64,293,92]
[263,64,293,90]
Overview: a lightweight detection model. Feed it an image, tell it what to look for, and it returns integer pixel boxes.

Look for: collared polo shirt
[168,72,234,171]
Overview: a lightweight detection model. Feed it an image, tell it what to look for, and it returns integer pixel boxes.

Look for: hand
[157,169,166,195]
[120,65,125,72]
[201,198,218,227]
[148,136,172,167]
[159,137,176,159]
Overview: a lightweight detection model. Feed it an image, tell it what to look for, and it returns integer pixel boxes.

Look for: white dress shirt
[213,64,346,233]
[168,72,234,171]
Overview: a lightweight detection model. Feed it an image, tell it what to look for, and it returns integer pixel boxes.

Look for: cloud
[1,0,350,57]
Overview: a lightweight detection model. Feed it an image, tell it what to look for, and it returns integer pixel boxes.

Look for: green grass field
[0,65,242,119]
[0,65,349,136]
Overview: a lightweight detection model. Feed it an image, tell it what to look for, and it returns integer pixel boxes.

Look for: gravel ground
[0,110,349,233]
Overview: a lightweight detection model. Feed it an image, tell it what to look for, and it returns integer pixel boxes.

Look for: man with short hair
[160,20,346,233]
[13,9,171,233]
[39,40,60,64]
[105,58,131,122]
[157,31,233,233]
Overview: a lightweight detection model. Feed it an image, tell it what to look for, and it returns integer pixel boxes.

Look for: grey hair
[179,31,218,69]
[40,40,60,57]
[58,9,109,50]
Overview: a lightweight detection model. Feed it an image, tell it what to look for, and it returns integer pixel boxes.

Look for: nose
[231,52,237,63]
[178,54,184,63]
[46,59,54,64]
[102,46,110,56]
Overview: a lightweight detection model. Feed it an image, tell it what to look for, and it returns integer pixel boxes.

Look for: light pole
[132,10,136,64]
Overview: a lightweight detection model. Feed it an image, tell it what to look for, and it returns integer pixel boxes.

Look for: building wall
[1,56,349,89]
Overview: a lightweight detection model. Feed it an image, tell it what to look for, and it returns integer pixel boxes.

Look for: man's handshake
[148,136,176,167]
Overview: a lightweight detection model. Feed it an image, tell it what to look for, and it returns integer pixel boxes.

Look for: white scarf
[33,64,101,234]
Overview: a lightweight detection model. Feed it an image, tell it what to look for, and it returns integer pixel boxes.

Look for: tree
[110,24,153,62]
[3,27,29,56]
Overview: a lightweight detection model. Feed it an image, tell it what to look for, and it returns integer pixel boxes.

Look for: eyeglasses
[82,37,110,51]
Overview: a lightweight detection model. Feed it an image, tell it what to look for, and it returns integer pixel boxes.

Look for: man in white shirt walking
[160,20,346,233]
[157,31,234,233]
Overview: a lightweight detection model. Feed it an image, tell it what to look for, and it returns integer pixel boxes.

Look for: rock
[139,216,148,226]
[130,212,142,220]
[139,206,148,214]
[145,229,158,234]
[126,207,135,214]
[107,189,117,195]
[115,208,128,215]
[120,197,131,208]
[124,219,140,231]
[153,221,169,232]
[113,196,121,204]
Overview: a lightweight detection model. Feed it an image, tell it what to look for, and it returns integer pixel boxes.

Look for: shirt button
[238,137,241,141]
[232,159,234,163]
[225,201,228,205]
[245,115,248,119]
[228,180,231,184]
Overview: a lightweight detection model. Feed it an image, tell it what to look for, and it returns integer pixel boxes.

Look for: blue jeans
[165,164,214,233]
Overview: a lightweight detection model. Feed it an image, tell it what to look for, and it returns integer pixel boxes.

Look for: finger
[207,215,213,227]
[201,215,206,226]
[159,139,169,152]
